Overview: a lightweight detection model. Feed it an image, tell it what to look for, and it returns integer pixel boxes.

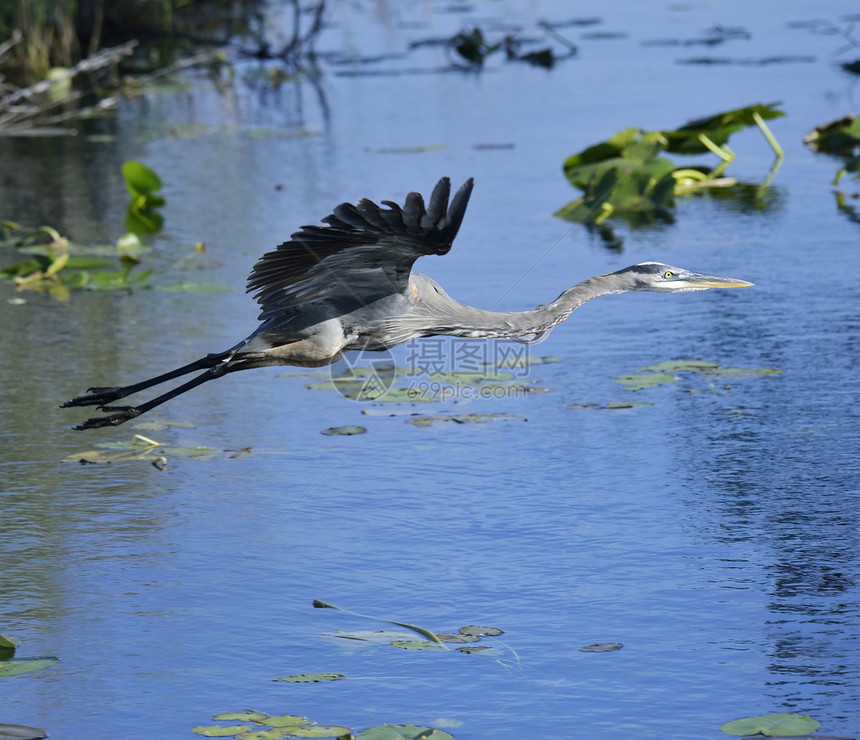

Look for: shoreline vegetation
[0,0,276,136]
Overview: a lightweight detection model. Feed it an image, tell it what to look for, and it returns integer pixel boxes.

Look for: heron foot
[61,386,127,408]
[73,406,141,430]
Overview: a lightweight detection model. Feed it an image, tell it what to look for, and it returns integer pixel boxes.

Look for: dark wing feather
[247,177,474,322]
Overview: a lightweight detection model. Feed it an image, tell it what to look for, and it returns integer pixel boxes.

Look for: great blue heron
[64,177,752,429]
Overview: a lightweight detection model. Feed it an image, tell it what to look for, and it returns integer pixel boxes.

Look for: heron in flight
[64,177,752,429]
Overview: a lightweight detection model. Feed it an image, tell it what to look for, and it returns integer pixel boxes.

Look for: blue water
[2,0,859,737]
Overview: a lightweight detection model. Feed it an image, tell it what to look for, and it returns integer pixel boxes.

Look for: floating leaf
[641,359,719,373]
[703,366,782,378]
[155,282,234,293]
[391,640,445,650]
[456,645,492,654]
[0,724,48,740]
[719,712,821,736]
[580,642,623,653]
[357,725,453,740]
[236,730,293,740]
[320,426,367,436]
[274,673,345,683]
[408,413,517,427]
[213,712,270,723]
[262,715,310,728]
[0,657,58,677]
[613,372,678,391]
[567,401,654,410]
[289,726,352,738]
[436,633,479,644]
[459,625,504,637]
[192,726,252,737]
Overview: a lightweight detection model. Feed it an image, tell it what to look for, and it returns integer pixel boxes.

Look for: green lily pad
[155,282,234,293]
[641,359,719,373]
[357,726,454,740]
[580,642,623,653]
[459,625,504,637]
[289,726,352,738]
[719,712,821,736]
[191,725,252,737]
[212,713,270,723]
[390,640,445,650]
[236,730,293,740]
[273,673,345,683]
[613,372,678,391]
[262,715,310,728]
[0,725,48,740]
[320,425,367,436]
[0,657,58,677]
[456,645,493,654]
[567,401,654,410]
[436,633,479,644]
[408,413,518,427]
[703,366,782,378]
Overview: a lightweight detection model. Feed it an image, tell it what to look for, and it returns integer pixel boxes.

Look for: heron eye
[663,271,674,279]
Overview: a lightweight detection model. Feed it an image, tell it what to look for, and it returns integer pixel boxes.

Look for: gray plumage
[64,177,752,429]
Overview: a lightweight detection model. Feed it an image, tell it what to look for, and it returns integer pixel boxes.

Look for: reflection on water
[2,0,860,738]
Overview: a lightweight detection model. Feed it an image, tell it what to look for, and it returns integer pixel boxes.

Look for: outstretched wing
[247,177,474,323]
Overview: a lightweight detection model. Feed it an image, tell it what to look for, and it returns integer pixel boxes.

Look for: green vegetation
[719,712,820,736]
[448,26,577,69]
[555,103,785,238]
[0,635,58,678]
[2,160,232,300]
[192,716,453,740]
[804,114,860,184]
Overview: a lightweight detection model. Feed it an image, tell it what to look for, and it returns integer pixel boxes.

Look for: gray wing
[247,177,474,323]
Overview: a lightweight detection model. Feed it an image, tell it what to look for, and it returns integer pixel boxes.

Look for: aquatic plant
[555,102,785,230]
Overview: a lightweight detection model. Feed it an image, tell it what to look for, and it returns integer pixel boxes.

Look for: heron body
[64,177,752,429]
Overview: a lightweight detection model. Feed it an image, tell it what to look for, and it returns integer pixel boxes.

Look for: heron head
[618,262,754,293]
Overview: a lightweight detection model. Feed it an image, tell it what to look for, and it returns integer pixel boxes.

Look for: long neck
[418,273,631,340]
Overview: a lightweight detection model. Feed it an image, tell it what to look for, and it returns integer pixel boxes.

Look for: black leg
[61,352,230,409]
[72,365,229,430]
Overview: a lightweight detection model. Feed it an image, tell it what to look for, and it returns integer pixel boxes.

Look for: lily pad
[320,425,367,436]
[212,712,270,723]
[236,730,292,740]
[567,401,654,410]
[289,727,352,738]
[390,640,445,650]
[155,282,234,293]
[0,725,48,740]
[456,645,493,654]
[613,372,678,391]
[0,657,58,677]
[192,726,252,737]
[703,366,782,378]
[357,726,454,740]
[436,633,479,644]
[260,715,310,729]
[641,359,719,373]
[719,712,821,736]
[580,642,623,653]
[459,625,504,637]
[408,413,518,427]
[273,673,345,683]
